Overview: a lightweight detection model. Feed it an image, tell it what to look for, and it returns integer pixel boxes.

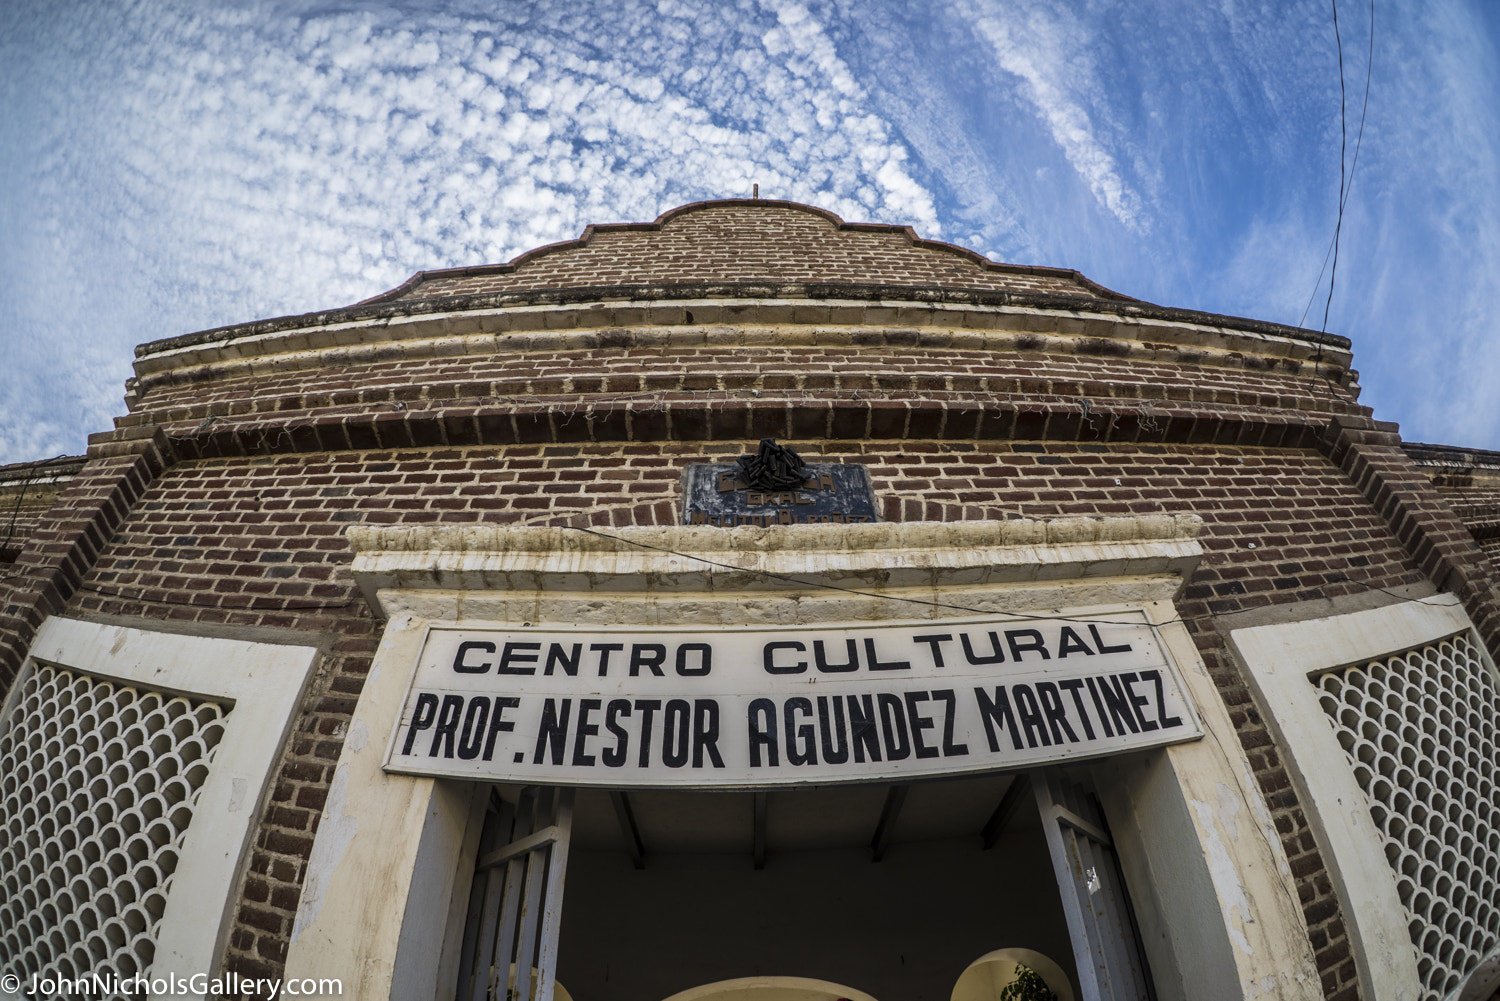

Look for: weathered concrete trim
[1097,603,1322,1001]
[0,455,87,485]
[374,577,1188,633]
[284,610,446,999]
[350,515,1203,553]
[137,280,1352,363]
[346,517,1205,617]
[1227,596,1473,1001]
[24,615,319,988]
[130,297,1354,387]
[1401,441,1500,471]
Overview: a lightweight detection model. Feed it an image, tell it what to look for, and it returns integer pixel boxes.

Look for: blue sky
[2,0,1497,463]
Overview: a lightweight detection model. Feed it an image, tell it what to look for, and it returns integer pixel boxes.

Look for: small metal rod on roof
[752,790,769,870]
[609,791,646,870]
[869,785,909,863]
[980,773,1032,850]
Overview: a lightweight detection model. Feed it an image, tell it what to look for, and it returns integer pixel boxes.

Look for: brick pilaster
[0,426,175,691]
[1321,416,1500,652]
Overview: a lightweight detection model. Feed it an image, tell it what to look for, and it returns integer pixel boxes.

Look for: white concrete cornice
[346,516,1204,617]
[130,298,1352,390]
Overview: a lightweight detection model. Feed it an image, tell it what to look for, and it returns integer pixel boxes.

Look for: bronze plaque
[681,463,879,527]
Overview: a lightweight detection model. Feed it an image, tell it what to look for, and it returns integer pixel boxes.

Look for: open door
[1033,769,1155,1001]
[456,786,575,1001]
[458,773,1156,1001]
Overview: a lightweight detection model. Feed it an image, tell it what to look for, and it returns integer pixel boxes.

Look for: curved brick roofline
[353,198,1137,307]
[135,198,1355,358]
[136,280,1353,360]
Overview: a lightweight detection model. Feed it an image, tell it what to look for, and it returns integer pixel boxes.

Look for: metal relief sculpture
[682,439,879,527]
[736,438,809,491]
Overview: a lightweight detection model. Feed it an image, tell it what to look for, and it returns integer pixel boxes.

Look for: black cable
[4,522,1452,624]
[1297,238,1339,331]
[562,524,1157,624]
[1306,0,1373,336]
[1322,0,1349,337]
[560,523,1452,629]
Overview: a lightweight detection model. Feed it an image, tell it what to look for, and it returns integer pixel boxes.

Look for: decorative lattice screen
[1318,631,1500,1000]
[0,664,228,985]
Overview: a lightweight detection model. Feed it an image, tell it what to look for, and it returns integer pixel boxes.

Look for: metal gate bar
[457,786,574,1001]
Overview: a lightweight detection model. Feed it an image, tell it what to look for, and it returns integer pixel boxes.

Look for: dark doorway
[555,774,1079,1001]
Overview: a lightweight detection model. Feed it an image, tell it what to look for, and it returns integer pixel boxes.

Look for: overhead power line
[1301,0,1375,333]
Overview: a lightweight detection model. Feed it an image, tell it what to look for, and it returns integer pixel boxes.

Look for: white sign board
[384,615,1202,787]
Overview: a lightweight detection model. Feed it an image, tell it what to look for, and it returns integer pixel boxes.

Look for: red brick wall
[0,433,170,693]
[51,439,1419,996]
[1328,420,1500,660]
[7,203,1479,1000]
[128,339,1361,439]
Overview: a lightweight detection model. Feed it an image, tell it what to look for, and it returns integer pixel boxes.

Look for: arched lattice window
[1318,631,1500,1000]
[0,665,228,982]
[0,616,317,992]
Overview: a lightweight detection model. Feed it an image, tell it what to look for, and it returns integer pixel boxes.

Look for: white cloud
[1,0,1498,462]
[0,0,944,461]
[1337,0,1500,448]
[958,0,1147,232]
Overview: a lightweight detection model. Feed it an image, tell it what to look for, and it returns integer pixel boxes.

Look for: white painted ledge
[132,300,1346,381]
[1227,596,1476,1001]
[346,516,1204,616]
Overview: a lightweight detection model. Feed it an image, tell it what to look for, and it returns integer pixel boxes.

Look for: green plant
[997,964,1058,1001]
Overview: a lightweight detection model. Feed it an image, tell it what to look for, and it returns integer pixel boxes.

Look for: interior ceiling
[499,772,1035,857]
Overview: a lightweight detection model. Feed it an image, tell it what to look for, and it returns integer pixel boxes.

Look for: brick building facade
[2,200,1498,1001]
